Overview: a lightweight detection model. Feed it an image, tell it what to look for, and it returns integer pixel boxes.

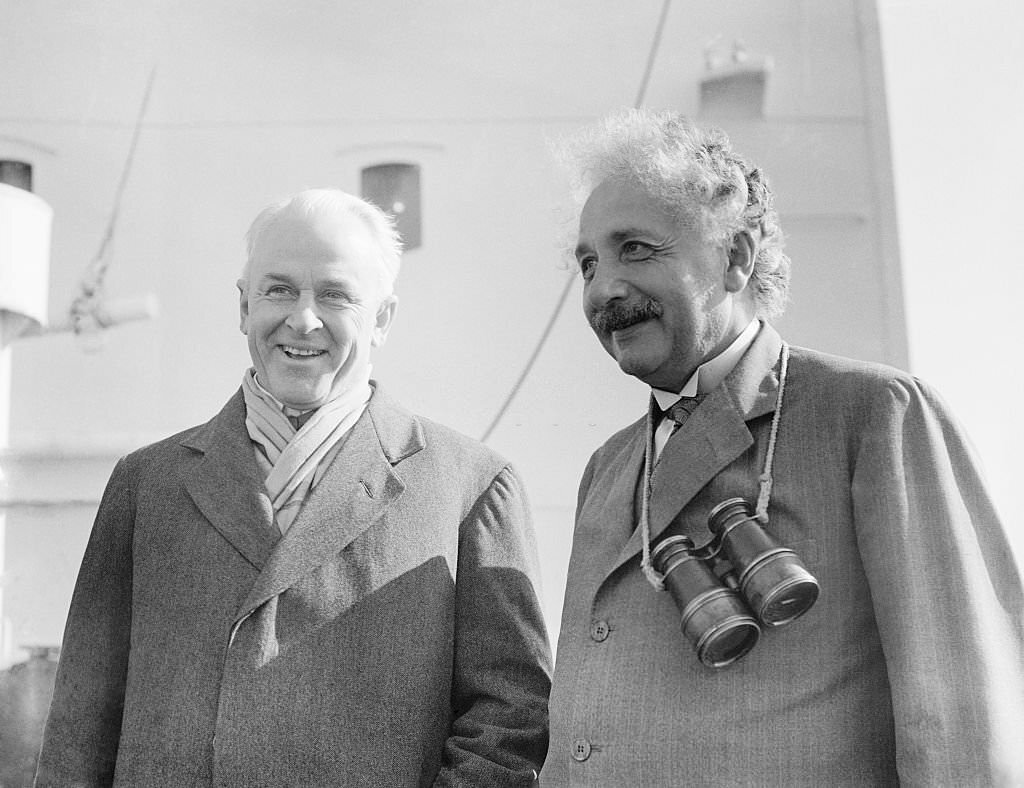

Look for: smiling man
[540,110,1024,786]
[36,189,551,787]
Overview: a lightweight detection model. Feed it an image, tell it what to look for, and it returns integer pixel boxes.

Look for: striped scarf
[241,370,371,534]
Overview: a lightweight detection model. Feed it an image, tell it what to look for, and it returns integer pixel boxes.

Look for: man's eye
[266,285,294,298]
[621,241,652,261]
[320,290,349,304]
[578,256,596,281]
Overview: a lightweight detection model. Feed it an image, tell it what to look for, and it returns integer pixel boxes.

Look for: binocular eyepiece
[650,498,819,668]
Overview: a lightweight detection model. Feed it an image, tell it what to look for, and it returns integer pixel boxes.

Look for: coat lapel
[570,420,648,592]
[235,385,422,621]
[604,323,784,579]
[646,395,754,537]
[182,391,279,571]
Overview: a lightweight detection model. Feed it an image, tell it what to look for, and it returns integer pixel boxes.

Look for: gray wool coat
[542,322,1024,787]
[36,385,552,787]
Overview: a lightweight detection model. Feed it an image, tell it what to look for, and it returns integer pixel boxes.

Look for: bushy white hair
[560,108,790,320]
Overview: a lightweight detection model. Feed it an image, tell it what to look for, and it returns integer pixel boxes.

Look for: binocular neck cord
[640,342,792,591]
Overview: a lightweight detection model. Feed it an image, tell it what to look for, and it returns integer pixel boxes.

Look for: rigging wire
[635,0,673,109]
[70,67,157,327]
[479,272,576,442]
[479,0,673,442]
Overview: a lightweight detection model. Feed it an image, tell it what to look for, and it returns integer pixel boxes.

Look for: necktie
[652,395,704,464]
[665,395,704,431]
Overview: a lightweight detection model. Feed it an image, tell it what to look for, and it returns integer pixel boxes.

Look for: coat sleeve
[34,457,136,787]
[433,464,552,788]
[851,377,1024,786]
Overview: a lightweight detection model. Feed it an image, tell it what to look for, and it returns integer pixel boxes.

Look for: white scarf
[241,370,370,533]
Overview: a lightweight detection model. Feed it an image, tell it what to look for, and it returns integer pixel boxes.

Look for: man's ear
[237,278,249,334]
[725,230,757,293]
[371,294,399,348]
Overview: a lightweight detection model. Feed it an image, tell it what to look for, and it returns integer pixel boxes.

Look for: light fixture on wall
[699,38,773,120]
[361,163,422,250]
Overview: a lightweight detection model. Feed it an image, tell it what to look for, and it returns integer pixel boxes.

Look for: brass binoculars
[650,498,819,668]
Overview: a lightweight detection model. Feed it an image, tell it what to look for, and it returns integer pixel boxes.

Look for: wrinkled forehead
[254,209,377,260]
[242,210,390,299]
[577,177,701,245]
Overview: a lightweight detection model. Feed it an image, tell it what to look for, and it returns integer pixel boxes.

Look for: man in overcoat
[36,189,552,786]
[541,109,1024,786]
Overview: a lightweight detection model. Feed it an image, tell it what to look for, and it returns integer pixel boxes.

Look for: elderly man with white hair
[37,189,551,787]
[542,109,1023,787]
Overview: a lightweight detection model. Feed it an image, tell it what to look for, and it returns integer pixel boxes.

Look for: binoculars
[650,498,819,668]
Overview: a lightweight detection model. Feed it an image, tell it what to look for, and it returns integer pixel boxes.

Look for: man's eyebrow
[315,276,356,291]
[257,273,355,290]
[258,272,296,284]
[575,227,652,257]
[608,227,651,243]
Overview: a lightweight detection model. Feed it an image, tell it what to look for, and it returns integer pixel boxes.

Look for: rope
[480,271,575,442]
[635,0,673,108]
[755,342,789,523]
[70,67,157,328]
[641,340,790,589]
[479,0,673,442]
[639,405,665,589]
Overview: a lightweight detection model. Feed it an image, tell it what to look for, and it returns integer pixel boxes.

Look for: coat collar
[236,384,422,620]
[182,383,425,623]
[182,392,279,571]
[606,322,784,577]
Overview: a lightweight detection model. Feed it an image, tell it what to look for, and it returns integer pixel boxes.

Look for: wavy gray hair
[560,108,790,320]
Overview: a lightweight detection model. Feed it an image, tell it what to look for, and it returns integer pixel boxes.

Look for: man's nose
[285,294,323,334]
[586,263,630,308]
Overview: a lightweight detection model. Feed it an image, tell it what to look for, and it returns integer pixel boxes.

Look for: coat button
[571,738,592,761]
[590,619,610,642]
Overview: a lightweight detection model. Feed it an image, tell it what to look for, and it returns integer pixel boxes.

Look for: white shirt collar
[652,318,760,411]
[250,371,313,418]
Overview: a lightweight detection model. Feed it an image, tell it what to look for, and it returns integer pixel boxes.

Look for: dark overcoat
[36,386,552,787]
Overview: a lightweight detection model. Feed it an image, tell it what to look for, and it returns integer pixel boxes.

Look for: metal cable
[480,0,673,442]
[70,67,157,324]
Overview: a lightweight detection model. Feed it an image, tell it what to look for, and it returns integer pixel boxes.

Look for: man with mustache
[541,109,1023,786]
[36,189,551,786]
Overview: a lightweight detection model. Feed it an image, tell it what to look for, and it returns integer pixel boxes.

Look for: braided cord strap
[640,409,666,590]
[640,341,790,587]
[755,342,790,523]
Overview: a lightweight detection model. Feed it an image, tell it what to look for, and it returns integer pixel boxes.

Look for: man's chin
[615,353,687,391]
[282,396,328,412]
[603,335,657,379]
[268,379,331,411]
[611,351,656,382]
